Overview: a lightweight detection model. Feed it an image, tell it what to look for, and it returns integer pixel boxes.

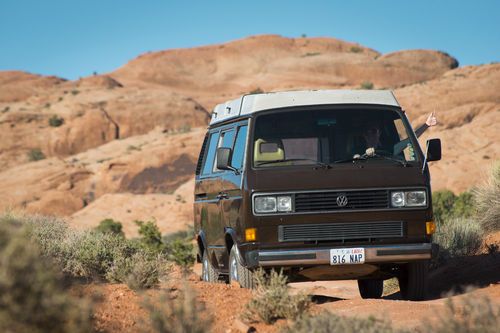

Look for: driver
[361,112,438,154]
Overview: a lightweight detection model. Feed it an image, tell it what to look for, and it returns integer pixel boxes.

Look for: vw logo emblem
[336,194,348,207]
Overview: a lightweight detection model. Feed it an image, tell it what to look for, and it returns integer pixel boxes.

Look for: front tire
[201,251,218,282]
[358,279,384,299]
[398,260,429,301]
[229,246,255,289]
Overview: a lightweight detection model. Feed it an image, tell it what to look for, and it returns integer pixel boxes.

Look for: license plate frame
[329,248,365,265]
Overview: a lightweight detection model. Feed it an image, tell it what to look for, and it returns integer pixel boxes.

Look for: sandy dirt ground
[77,248,500,333]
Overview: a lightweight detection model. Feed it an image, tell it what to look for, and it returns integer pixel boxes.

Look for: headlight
[254,196,277,213]
[406,191,427,207]
[277,196,292,212]
[391,192,405,207]
[254,195,293,214]
[391,190,427,207]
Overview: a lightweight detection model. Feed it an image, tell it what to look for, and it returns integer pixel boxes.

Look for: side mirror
[216,147,239,174]
[426,138,441,162]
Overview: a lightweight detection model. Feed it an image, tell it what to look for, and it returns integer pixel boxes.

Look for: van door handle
[216,192,229,200]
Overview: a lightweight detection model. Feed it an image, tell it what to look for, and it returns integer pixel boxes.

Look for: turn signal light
[245,228,257,242]
[426,221,436,235]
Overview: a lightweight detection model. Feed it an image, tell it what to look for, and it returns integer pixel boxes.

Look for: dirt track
[82,246,499,333]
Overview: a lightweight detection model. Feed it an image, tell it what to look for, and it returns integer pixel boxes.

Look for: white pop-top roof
[209,89,400,125]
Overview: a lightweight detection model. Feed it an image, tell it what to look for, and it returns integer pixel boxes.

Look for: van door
[195,130,222,266]
[219,122,248,269]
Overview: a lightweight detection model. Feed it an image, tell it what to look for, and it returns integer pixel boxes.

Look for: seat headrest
[254,138,285,163]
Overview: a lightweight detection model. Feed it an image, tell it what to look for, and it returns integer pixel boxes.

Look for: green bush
[48,115,64,127]
[0,216,93,333]
[434,217,483,261]
[163,226,195,243]
[360,81,374,89]
[453,191,475,218]
[135,220,165,254]
[474,163,500,232]
[166,239,195,271]
[95,218,124,237]
[27,148,46,161]
[144,284,212,333]
[350,46,363,53]
[284,311,394,333]
[244,269,310,324]
[432,190,475,222]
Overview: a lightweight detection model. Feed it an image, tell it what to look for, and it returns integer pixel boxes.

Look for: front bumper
[245,243,436,268]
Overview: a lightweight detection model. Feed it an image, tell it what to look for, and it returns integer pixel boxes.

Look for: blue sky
[1,0,499,80]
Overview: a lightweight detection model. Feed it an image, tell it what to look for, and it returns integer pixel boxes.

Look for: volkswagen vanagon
[194,90,441,301]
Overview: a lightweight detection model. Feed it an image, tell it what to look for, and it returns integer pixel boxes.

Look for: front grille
[294,190,389,213]
[279,221,404,242]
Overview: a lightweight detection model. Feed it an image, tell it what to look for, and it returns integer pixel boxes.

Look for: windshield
[252,108,418,168]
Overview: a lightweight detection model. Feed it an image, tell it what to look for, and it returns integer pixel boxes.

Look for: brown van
[194,90,441,301]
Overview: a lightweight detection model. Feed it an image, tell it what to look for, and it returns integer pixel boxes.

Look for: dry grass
[474,162,500,232]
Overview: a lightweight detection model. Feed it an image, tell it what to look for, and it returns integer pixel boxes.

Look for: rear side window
[232,125,248,169]
[201,131,220,175]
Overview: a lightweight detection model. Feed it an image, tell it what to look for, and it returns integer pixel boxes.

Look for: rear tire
[229,245,255,289]
[201,251,218,282]
[398,260,429,301]
[358,279,384,299]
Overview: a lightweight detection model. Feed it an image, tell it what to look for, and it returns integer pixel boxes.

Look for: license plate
[330,248,365,265]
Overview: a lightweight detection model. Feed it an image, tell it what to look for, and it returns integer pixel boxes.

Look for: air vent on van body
[278,221,403,242]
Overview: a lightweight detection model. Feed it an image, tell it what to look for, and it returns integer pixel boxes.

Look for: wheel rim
[202,257,209,281]
[230,255,238,282]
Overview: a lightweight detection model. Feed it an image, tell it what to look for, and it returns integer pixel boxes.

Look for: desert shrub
[135,220,166,254]
[27,148,45,161]
[107,251,168,290]
[302,52,321,57]
[453,191,475,218]
[0,216,93,333]
[284,311,394,333]
[166,239,195,271]
[434,217,483,261]
[95,218,124,237]
[249,87,264,94]
[178,124,191,133]
[144,284,212,333]
[56,229,135,280]
[474,163,500,232]
[433,190,475,222]
[8,213,168,288]
[350,46,363,53]
[419,296,500,333]
[244,269,310,324]
[163,226,195,243]
[360,81,374,89]
[48,115,64,127]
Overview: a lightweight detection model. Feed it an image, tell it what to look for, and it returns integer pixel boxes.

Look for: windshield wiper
[368,154,408,167]
[256,158,331,169]
[333,156,367,164]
